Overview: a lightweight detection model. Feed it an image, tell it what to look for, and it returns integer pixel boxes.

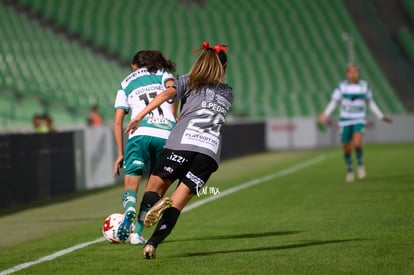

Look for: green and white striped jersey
[114,68,176,139]
[330,80,374,127]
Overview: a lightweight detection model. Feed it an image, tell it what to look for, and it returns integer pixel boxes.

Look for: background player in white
[113,50,178,244]
[318,64,392,182]
[125,41,233,259]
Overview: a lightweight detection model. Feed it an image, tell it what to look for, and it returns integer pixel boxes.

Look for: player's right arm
[318,88,340,124]
[318,100,337,123]
[113,109,125,176]
[113,88,129,176]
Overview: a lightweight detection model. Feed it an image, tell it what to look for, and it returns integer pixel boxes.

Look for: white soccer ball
[102,213,134,243]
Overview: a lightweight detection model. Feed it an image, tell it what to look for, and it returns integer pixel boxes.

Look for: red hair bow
[192,41,229,54]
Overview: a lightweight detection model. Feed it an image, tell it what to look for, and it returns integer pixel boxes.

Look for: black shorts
[152,149,218,194]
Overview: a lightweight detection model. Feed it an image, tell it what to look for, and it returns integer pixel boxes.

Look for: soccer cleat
[144,197,173,227]
[346,171,354,182]
[143,244,156,259]
[129,233,146,245]
[357,166,366,180]
[117,207,136,242]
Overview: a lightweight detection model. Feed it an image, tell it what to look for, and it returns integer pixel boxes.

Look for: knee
[354,140,363,150]
[145,176,171,195]
[343,143,352,154]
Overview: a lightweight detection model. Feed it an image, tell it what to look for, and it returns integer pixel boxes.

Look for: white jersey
[330,80,374,127]
[114,68,176,139]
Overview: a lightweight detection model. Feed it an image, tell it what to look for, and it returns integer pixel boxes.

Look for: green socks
[121,189,137,210]
[344,153,353,172]
[355,148,363,166]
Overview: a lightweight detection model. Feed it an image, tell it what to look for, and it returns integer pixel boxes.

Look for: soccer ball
[102,213,134,243]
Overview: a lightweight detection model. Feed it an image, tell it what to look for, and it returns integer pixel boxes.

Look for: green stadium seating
[399,28,414,64]
[0,92,15,120]
[0,1,131,129]
[402,0,414,21]
[0,0,407,130]
[14,96,46,122]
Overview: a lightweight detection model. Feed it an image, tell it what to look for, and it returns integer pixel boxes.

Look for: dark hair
[346,64,360,71]
[218,51,227,67]
[132,50,176,73]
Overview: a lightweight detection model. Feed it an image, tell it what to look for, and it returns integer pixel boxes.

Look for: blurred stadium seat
[0,92,14,121]
[399,28,414,63]
[0,1,130,129]
[0,0,407,131]
[402,0,414,20]
[399,0,414,64]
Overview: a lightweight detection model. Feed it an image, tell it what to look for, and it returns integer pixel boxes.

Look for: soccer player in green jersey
[318,65,392,182]
[113,50,178,244]
[125,42,233,259]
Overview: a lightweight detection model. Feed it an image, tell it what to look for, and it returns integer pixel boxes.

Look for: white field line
[0,154,326,275]
[0,238,104,275]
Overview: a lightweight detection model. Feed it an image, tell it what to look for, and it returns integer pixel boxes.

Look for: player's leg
[122,175,140,209]
[139,175,174,227]
[143,150,197,228]
[124,176,149,245]
[136,148,181,239]
[143,153,218,259]
[118,175,140,242]
[139,173,178,228]
[118,136,147,243]
[341,125,354,182]
[143,183,191,259]
[353,124,366,179]
[132,137,170,245]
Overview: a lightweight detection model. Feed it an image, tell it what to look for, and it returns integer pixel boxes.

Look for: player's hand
[125,118,141,134]
[317,113,327,124]
[382,116,393,123]
[113,156,124,176]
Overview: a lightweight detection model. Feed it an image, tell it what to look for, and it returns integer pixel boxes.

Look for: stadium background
[0,0,414,207]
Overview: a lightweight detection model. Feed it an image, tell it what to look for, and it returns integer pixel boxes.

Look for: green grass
[1,143,413,274]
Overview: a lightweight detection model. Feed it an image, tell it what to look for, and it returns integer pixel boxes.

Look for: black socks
[147,207,181,247]
[141,191,162,209]
[138,191,162,221]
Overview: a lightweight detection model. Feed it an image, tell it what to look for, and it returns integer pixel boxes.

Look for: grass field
[1,143,413,274]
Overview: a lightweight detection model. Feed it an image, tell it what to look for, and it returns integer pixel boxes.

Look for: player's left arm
[366,85,392,123]
[368,99,393,123]
[165,79,180,121]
